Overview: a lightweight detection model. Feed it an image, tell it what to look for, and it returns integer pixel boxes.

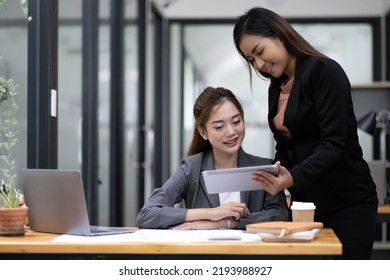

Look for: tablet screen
[201,164,278,194]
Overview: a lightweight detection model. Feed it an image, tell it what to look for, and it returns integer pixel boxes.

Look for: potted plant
[0,182,28,236]
[0,71,28,236]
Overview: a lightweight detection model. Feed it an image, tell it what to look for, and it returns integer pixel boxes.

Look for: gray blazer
[136,149,289,229]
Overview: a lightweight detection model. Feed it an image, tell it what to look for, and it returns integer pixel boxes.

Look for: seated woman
[136,86,289,230]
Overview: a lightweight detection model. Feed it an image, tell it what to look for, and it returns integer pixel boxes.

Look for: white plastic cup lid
[290,201,316,210]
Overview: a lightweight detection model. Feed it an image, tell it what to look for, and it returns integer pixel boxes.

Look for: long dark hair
[233,7,326,81]
[187,87,244,156]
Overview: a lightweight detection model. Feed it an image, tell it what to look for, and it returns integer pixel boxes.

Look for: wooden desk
[375,204,390,250]
[0,228,341,259]
[377,204,390,218]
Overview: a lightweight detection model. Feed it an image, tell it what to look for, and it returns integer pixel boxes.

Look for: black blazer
[268,56,377,216]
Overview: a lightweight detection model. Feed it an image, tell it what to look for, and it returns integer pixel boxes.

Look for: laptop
[20,169,135,236]
[202,164,278,194]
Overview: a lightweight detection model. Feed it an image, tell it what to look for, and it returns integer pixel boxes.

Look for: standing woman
[233,7,378,259]
[137,86,288,230]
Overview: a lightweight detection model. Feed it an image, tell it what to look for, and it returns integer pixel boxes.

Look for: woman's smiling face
[199,100,245,157]
[238,34,295,78]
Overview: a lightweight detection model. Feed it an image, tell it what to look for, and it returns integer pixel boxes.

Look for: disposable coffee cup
[290,202,316,222]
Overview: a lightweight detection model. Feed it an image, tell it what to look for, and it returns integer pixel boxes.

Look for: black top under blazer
[268,56,378,216]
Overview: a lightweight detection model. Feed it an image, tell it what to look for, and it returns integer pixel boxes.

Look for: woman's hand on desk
[176,202,246,229]
[184,202,249,223]
[208,202,249,221]
[171,219,230,230]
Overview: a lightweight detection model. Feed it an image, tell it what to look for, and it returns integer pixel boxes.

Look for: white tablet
[201,164,278,194]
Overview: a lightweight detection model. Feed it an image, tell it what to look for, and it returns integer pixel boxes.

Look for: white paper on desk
[128,229,195,242]
[51,229,263,243]
[129,229,261,243]
[51,230,208,243]
[51,233,134,243]
[192,230,261,242]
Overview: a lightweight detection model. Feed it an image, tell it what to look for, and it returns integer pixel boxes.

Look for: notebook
[246,221,324,235]
[201,164,278,194]
[20,169,135,236]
